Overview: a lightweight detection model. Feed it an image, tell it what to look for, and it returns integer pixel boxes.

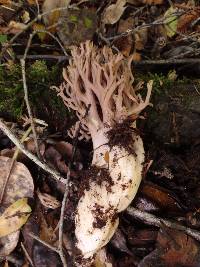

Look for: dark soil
[107,118,140,155]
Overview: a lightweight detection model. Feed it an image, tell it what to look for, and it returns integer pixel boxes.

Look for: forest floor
[0,0,200,266]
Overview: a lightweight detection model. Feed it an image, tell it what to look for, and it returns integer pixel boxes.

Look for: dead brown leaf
[0,156,34,206]
[111,229,133,255]
[0,148,26,162]
[134,27,148,51]
[0,21,26,35]
[114,17,134,56]
[39,212,57,245]
[44,146,68,173]
[139,228,200,267]
[102,0,127,25]
[132,51,141,61]
[177,8,200,33]
[37,189,61,210]
[158,228,200,267]
[128,229,157,246]
[54,141,73,159]
[25,139,45,156]
[0,232,19,257]
[42,0,71,27]
[141,182,182,212]
[0,156,34,257]
[0,0,11,4]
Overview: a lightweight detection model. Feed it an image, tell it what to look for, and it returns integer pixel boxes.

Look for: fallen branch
[29,233,59,254]
[126,207,200,242]
[16,55,69,61]
[21,57,41,159]
[0,119,66,184]
[134,58,200,65]
[16,56,200,65]
[21,242,35,267]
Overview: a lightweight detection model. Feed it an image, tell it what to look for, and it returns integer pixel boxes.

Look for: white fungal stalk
[55,41,152,262]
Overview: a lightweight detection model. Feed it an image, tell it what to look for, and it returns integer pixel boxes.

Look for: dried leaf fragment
[0,156,34,256]
[114,17,134,56]
[0,156,34,206]
[102,0,127,25]
[0,198,31,238]
[42,0,71,27]
[57,8,97,47]
[37,190,61,209]
[0,231,19,257]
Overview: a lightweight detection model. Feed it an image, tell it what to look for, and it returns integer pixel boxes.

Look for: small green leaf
[164,7,178,38]
[0,198,31,237]
[84,17,93,28]
[70,15,78,23]
[0,35,7,44]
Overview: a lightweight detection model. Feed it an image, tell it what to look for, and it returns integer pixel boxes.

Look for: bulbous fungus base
[54,41,152,264]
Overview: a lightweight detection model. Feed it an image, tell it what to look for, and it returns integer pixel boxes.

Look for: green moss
[84,17,93,28]
[0,34,7,44]
[135,70,190,97]
[0,63,23,117]
[0,60,68,119]
[69,15,78,22]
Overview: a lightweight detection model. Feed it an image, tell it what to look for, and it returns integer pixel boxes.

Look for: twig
[21,242,35,267]
[20,27,69,160]
[126,207,200,242]
[21,58,41,159]
[58,170,70,267]
[20,27,70,267]
[29,233,59,253]
[1,0,88,59]
[16,56,200,66]
[134,58,200,65]
[16,54,69,61]
[0,119,66,184]
[105,10,186,43]
[32,30,68,56]
[21,33,41,159]
[35,0,40,15]
[0,6,71,58]
[0,126,32,204]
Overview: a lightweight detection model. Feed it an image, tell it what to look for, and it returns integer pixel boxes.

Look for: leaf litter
[0,0,200,266]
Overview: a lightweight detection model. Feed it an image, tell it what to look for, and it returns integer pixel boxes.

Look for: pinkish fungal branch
[55,41,152,140]
[54,41,153,263]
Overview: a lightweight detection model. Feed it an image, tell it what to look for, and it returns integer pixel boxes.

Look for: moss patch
[0,61,69,129]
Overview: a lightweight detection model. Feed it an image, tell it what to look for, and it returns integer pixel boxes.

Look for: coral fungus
[54,41,152,262]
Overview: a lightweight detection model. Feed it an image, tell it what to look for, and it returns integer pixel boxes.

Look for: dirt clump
[106,118,140,155]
